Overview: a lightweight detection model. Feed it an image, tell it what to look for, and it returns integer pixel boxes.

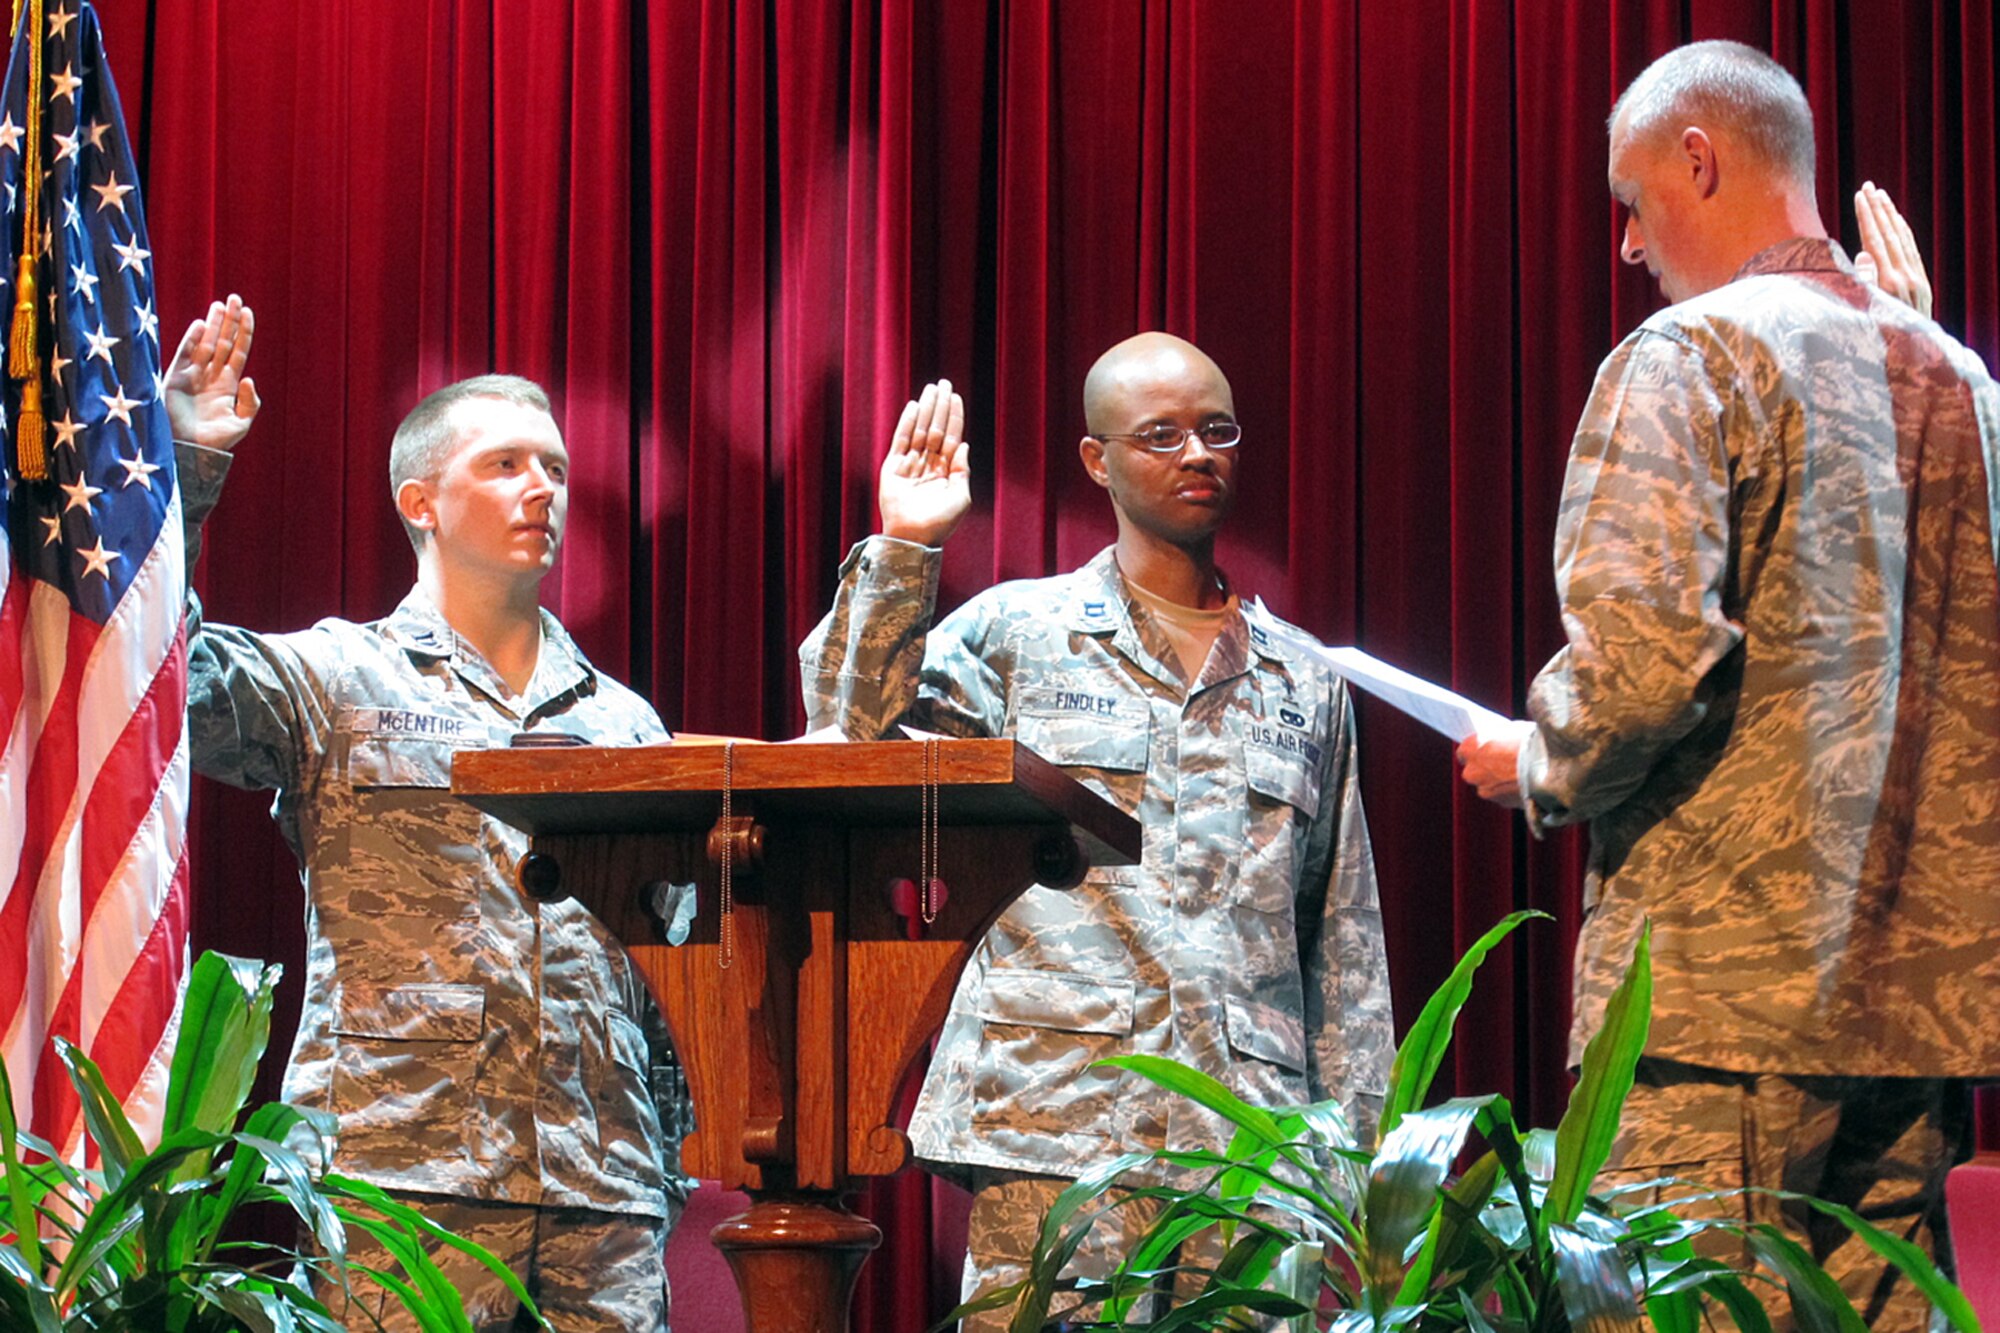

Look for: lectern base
[713,1195,883,1332]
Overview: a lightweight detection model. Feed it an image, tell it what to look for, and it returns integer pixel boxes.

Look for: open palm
[164,295,260,451]
[878,379,971,547]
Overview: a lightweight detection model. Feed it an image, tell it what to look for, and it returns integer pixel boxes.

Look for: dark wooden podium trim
[456,737,1138,863]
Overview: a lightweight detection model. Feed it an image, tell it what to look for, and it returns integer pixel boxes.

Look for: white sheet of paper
[1317,646,1510,741]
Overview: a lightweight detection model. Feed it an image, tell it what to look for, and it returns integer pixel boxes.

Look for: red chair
[1947,1153,2000,1328]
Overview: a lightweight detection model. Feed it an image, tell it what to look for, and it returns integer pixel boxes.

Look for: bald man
[800,335,1392,1323]
[1456,43,1999,1324]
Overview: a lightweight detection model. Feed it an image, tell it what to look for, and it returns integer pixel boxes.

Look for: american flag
[0,1,186,1158]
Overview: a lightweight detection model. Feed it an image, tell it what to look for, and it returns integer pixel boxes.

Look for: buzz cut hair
[389,374,553,551]
[1611,40,1816,191]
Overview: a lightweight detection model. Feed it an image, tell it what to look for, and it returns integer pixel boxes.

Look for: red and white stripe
[0,491,189,1158]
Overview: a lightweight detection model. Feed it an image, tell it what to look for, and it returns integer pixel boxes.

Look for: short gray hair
[1611,40,1815,190]
[389,374,553,551]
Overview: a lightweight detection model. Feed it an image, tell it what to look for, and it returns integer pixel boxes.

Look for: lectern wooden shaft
[453,741,1139,1332]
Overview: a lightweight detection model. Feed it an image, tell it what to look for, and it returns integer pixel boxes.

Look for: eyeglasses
[1091,421,1242,454]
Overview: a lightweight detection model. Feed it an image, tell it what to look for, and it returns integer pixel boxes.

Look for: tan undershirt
[1123,576,1237,685]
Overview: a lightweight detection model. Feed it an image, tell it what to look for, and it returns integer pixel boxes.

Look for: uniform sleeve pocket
[332,983,485,1041]
[976,969,1135,1036]
[1224,994,1307,1073]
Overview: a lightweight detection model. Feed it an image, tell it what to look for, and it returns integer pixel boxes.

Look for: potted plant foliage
[951,911,1978,1333]
[0,950,541,1331]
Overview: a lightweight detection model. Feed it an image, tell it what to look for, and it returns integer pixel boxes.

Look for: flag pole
[7,0,44,480]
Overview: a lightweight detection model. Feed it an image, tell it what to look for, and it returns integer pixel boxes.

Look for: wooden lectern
[452,739,1140,1332]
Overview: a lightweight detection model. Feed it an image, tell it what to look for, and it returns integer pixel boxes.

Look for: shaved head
[1083,332,1233,434]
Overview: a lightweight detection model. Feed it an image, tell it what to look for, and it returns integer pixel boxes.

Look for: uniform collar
[1066,547,1269,695]
[1731,235,1851,283]
[1239,596,1302,668]
[380,586,598,717]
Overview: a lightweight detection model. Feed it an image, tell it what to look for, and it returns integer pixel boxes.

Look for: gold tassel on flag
[8,0,46,479]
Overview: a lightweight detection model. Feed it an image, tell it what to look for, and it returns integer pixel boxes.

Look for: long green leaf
[337,1211,470,1333]
[0,1240,62,1333]
[1363,1096,1494,1309]
[1144,1283,1314,1332]
[1381,910,1548,1139]
[329,1175,546,1329]
[1781,1193,1979,1333]
[51,1037,145,1187]
[1101,1054,1289,1147]
[1398,1148,1499,1306]
[1550,1222,1646,1333]
[163,952,279,1152]
[52,1128,229,1294]
[1747,1226,1867,1333]
[0,1055,47,1281]
[1697,1270,1776,1333]
[1545,922,1652,1228]
[205,1105,327,1265]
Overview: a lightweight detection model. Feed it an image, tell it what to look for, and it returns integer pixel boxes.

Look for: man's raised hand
[1853,183,1933,318]
[878,379,971,547]
[165,294,260,452]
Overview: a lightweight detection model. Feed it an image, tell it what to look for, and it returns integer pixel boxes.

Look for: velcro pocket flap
[1015,697,1150,772]
[1224,994,1307,1073]
[346,736,457,790]
[1244,743,1321,815]
[333,983,485,1042]
[976,969,1136,1037]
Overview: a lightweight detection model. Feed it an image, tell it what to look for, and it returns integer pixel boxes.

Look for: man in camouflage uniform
[800,336,1394,1325]
[168,299,690,1331]
[1458,43,2000,1328]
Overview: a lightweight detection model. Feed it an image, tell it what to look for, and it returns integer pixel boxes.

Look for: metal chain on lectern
[920,739,941,924]
[719,743,735,969]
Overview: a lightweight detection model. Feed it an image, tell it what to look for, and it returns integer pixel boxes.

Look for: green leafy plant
[0,951,543,1331]
[951,911,1979,1333]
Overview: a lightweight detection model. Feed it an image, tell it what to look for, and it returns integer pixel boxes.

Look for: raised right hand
[878,379,971,547]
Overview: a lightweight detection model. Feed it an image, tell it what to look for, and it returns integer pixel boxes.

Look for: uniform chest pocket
[334,730,488,922]
[344,734,458,789]
[1015,702,1150,881]
[1236,741,1323,914]
[1014,698,1151,772]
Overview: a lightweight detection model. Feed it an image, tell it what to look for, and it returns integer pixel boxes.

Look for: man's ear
[396,477,437,539]
[1079,434,1111,489]
[1682,126,1720,199]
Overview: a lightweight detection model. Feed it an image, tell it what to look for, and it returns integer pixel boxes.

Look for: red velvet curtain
[93,0,1998,1327]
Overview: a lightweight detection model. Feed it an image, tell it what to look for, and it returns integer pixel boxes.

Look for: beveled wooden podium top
[453,737,1140,865]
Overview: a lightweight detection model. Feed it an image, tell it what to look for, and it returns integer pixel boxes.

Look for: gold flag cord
[8,0,45,480]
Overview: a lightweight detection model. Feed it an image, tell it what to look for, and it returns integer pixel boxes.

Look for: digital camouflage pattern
[180,444,692,1218]
[1600,1057,1962,1333]
[958,1168,1208,1333]
[1521,239,2000,1078]
[320,1194,679,1332]
[800,537,1393,1181]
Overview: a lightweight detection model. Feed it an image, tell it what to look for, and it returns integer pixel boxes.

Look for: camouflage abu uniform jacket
[1521,239,2000,1078]
[800,537,1394,1179]
[180,444,691,1215]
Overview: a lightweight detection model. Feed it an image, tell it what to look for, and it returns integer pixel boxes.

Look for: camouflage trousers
[960,1169,1249,1332]
[314,1192,680,1332]
[1600,1057,1970,1333]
